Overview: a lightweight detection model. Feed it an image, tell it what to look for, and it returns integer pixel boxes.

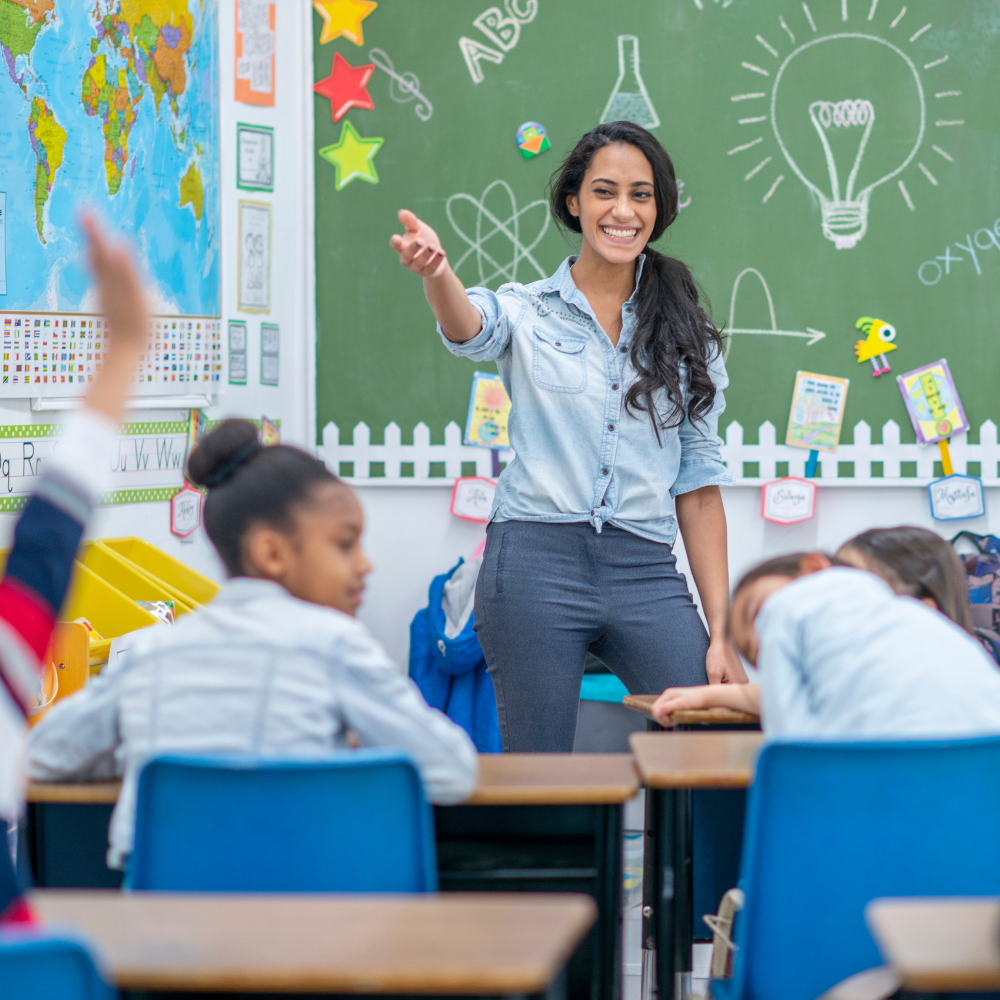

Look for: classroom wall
[0,0,315,582]
[356,484,1000,668]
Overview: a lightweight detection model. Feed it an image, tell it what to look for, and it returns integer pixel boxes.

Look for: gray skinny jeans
[474,520,710,752]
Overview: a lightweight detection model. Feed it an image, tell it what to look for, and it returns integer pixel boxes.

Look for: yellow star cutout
[313,0,377,46]
[319,120,384,190]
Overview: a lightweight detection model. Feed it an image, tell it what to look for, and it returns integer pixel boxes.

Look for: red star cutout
[313,51,375,122]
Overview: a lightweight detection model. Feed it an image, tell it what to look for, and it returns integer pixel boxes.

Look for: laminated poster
[896,359,969,445]
[238,201,271,313]
[785,371,850,453]
[235,0,275,106]
[464,371,511,449]
[237,124,274,192]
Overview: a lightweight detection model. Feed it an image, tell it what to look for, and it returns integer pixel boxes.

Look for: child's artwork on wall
[261,323,279,386]
[238,202,271,313]
[785,371,850,452]
[464,372,511,449]
[237,124,274,192]
[228,321,248,384]
[235,0,275,106]
[897,359,969,445]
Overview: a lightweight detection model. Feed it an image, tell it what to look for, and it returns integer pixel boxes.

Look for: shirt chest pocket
[531,328,587,393]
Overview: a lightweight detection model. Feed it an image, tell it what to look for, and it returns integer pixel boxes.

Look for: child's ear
[799,551,833,575]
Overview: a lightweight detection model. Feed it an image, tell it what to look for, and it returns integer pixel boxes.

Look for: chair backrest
[0,933,113,1000]
[730,737,1000,1000]
[128,749,438,892]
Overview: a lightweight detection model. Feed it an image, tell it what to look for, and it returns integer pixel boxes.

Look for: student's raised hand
[80,211,149,422]
[651,686,712,726]
[390,209,449,278]
[82,211,148,350]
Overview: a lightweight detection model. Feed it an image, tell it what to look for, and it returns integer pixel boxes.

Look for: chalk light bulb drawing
[771,34,925,250]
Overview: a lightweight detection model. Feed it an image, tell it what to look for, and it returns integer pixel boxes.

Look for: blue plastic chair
[127,749,438,892]
[0,932,114,1000]
[716,737,1000,1000]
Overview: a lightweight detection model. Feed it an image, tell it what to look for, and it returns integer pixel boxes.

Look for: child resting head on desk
[652,526,1000,736]
[24,422,479,871]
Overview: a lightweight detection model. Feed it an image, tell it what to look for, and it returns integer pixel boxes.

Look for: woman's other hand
[389,209,449,278]
[706,638,748,685]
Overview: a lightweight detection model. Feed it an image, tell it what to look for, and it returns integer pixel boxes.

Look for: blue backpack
[952,531,1000,665]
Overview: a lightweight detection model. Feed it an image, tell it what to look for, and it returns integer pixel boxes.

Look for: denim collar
[538,254,647,311]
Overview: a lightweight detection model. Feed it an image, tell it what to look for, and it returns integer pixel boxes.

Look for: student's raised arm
[389,209,483,343]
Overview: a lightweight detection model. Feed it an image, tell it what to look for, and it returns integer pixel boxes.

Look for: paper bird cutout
[314,52,375,122]
[318,120,384,190]
[312,0,377,46]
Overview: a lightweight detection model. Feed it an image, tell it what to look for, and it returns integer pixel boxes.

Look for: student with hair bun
[25,418,478,871]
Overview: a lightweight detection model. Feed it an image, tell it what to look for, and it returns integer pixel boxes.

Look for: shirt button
[626,306,633,313]
[620,346,627,353]
[612,383,619,390]
[554,341,561,346]
[602,467,609,475]
[590,509,595,516]
[608,423,615,430]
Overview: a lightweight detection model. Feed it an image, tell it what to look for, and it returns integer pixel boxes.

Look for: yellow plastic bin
[61,561,160,665]
[101,536,219,609]
[78,542,194,617]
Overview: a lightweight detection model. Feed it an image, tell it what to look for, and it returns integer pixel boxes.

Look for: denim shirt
[440,256,733,545]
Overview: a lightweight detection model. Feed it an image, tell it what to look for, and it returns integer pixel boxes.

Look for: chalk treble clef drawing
[446,180,550,286]
[723,267,826,360]
[368,48,433,121]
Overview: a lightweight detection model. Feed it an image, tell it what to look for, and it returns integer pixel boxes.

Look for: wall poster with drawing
[238,201,271,313]
[313,0,1000,450]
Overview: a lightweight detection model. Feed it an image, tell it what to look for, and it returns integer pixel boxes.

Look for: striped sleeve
[0,407,116,715]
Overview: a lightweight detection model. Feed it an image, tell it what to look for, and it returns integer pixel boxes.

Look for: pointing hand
[389,209,449,278]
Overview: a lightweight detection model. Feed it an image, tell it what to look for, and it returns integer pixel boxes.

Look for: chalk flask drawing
[771,34,927,249]
[600,35,659,130]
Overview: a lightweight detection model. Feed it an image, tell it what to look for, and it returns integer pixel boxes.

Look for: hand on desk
[651,682,761,726]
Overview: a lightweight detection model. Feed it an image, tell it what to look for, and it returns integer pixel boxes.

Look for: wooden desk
[438,753,638,1000]
[27,756,638,1000]
[629,732,765,1000]
[26,781,120,804]
[33,889,596,996]
[867,897,1000,992]
[623,694,760,729]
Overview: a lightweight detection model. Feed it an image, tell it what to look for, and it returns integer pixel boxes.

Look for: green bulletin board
[313,0,1000,446]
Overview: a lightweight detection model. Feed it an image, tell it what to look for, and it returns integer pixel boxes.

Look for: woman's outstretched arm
[389,209,482,343]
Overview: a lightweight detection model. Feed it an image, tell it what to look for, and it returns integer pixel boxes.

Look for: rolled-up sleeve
[437,285,523,362]
[670,350,735,497]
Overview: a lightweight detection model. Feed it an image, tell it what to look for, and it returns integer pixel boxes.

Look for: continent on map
[81,54,138,196]
[28,95,65,241]
[81,2,195,198]
[0,0,50,80]
[179,161,203,221]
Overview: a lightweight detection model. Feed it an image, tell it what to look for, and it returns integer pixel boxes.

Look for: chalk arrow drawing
[723,267,826,360]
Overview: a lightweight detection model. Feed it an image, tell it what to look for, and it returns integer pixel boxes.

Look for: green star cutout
[318,120,384,190]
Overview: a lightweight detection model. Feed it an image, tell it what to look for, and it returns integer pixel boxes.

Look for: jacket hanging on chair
[409,558,501,753]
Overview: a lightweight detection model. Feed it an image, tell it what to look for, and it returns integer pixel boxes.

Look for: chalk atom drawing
[446,180,549,287]
[601,36,660,129]
[723,267,826,360]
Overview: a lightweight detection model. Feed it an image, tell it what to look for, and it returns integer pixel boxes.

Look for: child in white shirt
[653,538,1000,736]
[25,417,478,870]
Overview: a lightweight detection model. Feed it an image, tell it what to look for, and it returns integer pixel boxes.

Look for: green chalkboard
[313,0,1000,446]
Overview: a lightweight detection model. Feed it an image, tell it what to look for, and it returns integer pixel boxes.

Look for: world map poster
[0,0,220,320]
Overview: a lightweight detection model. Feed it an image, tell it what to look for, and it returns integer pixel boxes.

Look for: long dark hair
[188,419,339,576]
[839,526,973,632]
[549,121,723,439]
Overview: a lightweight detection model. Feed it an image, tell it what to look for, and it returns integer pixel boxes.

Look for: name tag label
[928,474,985,521]
[762,477,817,525]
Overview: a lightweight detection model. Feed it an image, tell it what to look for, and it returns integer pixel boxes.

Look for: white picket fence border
[317,419,1000,488]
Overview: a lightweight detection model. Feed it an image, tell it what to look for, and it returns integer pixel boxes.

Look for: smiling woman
[389,122,747,752]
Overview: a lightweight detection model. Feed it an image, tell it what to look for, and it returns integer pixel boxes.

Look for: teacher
[390,121,746,752]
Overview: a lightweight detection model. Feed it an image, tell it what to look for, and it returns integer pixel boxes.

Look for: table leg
[651,787,694,1000]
